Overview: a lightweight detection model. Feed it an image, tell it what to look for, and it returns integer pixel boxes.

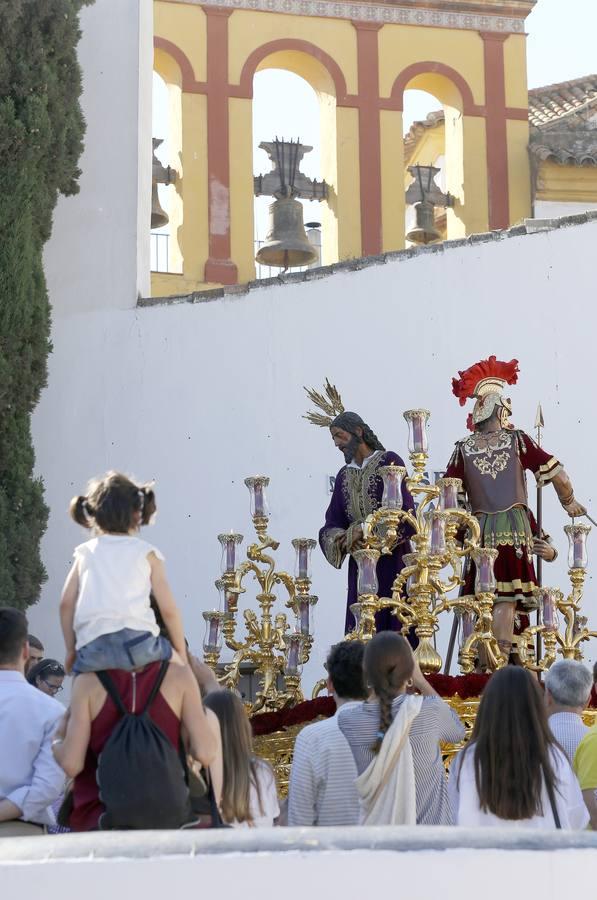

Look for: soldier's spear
[535,403,544,666]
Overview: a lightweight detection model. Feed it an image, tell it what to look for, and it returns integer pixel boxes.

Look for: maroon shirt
[70,663,181,831]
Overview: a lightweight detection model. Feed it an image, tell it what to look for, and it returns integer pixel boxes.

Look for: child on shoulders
[60,471,187,673]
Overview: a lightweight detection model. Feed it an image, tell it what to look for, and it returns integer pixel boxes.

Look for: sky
[153,0,597,248]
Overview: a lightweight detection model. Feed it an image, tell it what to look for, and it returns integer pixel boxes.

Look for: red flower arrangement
[251,696,336,737]
[251,673,491,737]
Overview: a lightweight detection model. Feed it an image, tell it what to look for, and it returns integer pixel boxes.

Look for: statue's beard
[342,434,360,463]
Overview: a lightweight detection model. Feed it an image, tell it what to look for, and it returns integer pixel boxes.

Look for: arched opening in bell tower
[152,48,184,277]
[252,69,323,279]
[393,64,488,242]
[403,89,446,243]
[240,43,345,277]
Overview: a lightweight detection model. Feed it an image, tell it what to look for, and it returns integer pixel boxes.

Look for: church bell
[404,164,452,246]
[151,137,177,230]
[151,181,169,230]
[255,196,318,269]
[405,200,442,245]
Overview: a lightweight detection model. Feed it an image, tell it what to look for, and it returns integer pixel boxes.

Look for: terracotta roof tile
[404,75,597,167]
[528,74,597,128]
[403,110,445,160]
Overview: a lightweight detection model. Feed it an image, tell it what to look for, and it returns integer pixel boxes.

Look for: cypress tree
[0,0,91,608]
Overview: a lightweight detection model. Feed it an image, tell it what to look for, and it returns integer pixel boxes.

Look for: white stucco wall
[535,200,597,218]
[2,829,597,897]
[42,0,152,314]
[35,206,597,690]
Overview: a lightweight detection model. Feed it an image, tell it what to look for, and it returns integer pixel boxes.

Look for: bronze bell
[151,181,169,230]
[255,197,318,269]
[405,200,442,245]
[151,137,176,230]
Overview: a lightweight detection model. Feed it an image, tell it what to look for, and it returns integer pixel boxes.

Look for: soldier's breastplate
[462,431,528,514]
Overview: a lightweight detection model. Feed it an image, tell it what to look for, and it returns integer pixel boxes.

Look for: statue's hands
[533,538,556,562]
[348,525,366,552]
[563,498,587,518]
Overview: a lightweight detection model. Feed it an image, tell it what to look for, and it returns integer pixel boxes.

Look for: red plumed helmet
[451,356,520,407]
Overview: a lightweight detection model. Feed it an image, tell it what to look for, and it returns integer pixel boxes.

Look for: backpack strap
[544,764,562,829]
[96,671,128,717]
[140,659,170,715]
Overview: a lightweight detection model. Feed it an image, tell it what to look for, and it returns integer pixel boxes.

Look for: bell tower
[152,0,536,297]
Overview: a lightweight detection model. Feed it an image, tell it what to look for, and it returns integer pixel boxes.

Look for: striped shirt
[338,695,465,825]
[549,712,589,765]
[288,705,360,827]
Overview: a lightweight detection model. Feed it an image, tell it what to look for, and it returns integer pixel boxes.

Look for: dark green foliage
[0,0,91,608]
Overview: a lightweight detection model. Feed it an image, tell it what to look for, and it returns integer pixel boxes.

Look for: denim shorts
[73,628,172,673]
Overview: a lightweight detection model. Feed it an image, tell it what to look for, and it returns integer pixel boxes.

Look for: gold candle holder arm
[459,592,506,674]
[387,597,416,630]
[410,487,440,534]
[364,508,418,554]
[219,646,252,690]
[514,625,558,672]
[275,569,310,611]
[556,569,587,657]
[311,678,328,699]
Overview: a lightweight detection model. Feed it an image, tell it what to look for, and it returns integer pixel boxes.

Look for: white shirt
[347,450,381,470]
[230,759,280,828]
[0,671,65,825]
[288,705,361,827]
[449,744,589,830]
[73,534,163,648]
[549,712,589,764]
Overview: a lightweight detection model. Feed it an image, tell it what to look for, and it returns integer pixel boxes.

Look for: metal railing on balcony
[150,233,170,273]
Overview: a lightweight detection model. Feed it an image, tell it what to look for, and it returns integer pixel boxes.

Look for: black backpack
[96,661,192,830]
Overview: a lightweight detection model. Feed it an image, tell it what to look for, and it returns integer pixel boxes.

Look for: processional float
[202,409,596,713]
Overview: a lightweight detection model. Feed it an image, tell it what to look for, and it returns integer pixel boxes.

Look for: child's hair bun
[70,495,92,528]
[139,485,157,525]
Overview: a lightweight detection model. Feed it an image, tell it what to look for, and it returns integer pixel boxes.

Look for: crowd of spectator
[3,606,597,835]
[1,470,597,836]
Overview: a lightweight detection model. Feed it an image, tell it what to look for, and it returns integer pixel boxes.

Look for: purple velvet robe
[319,450,415,635]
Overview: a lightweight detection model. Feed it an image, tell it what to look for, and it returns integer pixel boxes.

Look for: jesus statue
[304,383,414,635]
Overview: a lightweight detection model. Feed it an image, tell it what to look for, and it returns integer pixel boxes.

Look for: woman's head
[203,689,260,824]
[70,471,156,534]
[466,666,557,820]
[26,659,65,697]
[364,632,414,752]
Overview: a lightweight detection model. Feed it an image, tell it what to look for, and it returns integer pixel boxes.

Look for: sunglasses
[36,661,65,680]
[41,678,64,694]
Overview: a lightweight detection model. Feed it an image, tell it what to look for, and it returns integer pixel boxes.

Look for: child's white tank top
[73,534,163,649]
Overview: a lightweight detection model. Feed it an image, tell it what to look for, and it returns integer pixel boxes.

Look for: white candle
[254,483,264,516]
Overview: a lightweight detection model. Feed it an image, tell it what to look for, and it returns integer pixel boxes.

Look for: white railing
[150,233,170,273]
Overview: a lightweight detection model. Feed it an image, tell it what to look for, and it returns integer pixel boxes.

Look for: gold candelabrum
[513,524,597,670]
[202,476,318,712]
[349,409,595,676]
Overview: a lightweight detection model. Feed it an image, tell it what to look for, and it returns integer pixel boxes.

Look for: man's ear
[326,676,334,695]
[22,641,30,665]
[355,426,363,441]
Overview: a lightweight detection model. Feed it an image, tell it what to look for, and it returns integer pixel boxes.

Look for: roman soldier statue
[305,381,414,635]
[445,356,586,659]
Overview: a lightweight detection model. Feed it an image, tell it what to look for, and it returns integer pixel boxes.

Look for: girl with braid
[338,633,464,825]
